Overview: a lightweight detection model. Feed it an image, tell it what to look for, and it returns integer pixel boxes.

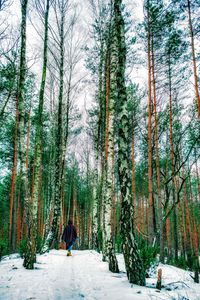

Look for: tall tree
[8,96,18,251]
[102,19,119,272]
[43,0,74,250]
[26,0,50,267]
[17,0,33,269]
[187,0,200,120]
[145,0,154,245]
[115,0,145,285]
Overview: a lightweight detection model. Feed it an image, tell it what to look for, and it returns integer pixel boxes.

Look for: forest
[0,0,200,289]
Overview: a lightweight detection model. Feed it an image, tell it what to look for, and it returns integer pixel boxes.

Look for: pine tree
[9,96,18,251]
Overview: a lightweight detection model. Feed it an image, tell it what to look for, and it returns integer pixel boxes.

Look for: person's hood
[68,219,73,225]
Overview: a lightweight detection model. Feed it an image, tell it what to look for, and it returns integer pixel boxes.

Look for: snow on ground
[0,249,200,300]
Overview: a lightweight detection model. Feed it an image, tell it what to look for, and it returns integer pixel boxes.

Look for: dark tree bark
[17,0,33,269]
[151,37,164,262]
[146,0,154,246]
[25,0,50,267]
[9,96,18,251]
[187,0,200,120]
[102,24,119,273]
[168,56,178,264]
[114,0,146,286]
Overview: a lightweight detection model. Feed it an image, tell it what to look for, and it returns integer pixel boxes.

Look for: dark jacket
[62,220,77,248]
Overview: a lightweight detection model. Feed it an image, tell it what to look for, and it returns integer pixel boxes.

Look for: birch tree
[17,0,34,269]
[28,0,50,265]
[43,0,83,250]
[42,0,67,250]
[102,19,119,272]
[114,0,146,285]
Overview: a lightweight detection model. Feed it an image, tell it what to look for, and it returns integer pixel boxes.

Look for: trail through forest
[0,250,200,300]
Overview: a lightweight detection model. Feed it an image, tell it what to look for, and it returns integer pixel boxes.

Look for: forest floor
[0,249,200,300]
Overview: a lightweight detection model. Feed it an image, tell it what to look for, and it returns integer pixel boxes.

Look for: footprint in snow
[78,293,85,298]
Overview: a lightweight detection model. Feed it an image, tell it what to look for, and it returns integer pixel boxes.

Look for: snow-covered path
[0,250,200,300]
[0,250,144,300]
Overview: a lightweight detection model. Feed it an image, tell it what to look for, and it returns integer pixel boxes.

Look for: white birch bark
[102,22,119,273]
[114,0,146,285]
[92,157,99,249]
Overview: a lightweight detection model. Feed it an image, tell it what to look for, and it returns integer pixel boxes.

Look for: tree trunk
[188,0,200,120]
[182,167,193,253]
[165,134,172,258]
[147,1,154,245]
[188,175,199,275]
[105,51,110,164]
[17,192,22,246]
[43,2,65,251]
[38,165,42,236]
[151,38,164,262]
[24,0,50,267]
[113,177,116,240]
[26,108,31,169]
[196,162,200,233]
[11,184,18,252]
[9,97,18,250]
[92,153,99,249]
[17,0,33,269]
[115,0,145,285]
[103,42,119,271]
[176,175,186,258]
[168,56,178,264]
[131,120,136,221]
[93,36,105,250]
[141,193,145,233]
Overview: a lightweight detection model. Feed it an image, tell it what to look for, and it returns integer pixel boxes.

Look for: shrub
[139,240,158,277]
[37,235,44,253]
[18,237,28,258]
[167,252,194,271]
[116,235,122,253]
[0,238,8,260]
[177,256,188,270]
[98,229,103,252]
[19,236,45,257]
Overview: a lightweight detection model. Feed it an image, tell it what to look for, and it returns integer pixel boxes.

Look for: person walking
[62,219,78,256]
